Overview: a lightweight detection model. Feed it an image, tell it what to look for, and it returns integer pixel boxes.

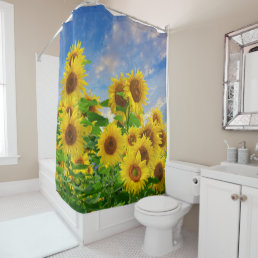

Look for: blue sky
[59,5,167,122]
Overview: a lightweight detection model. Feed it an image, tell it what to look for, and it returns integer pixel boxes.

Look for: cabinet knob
[240,195,247,202]
[231,194,239,201]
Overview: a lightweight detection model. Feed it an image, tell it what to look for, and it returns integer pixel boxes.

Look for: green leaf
[116,105,127,114]
[78,98,98,114]
[72,164,88,170]
[148,177,160,184]
[87,111,109,126]
[87,193,101,205]
[100,99,109,107]
[129,114,140,127]
[91,125,101,136]
[84,185,94,194]
[84,136,97,150]
[83,59,92,65]
[81,119,92,127]
[56,150,65,163]
[98,166,110,175]
[117,191,129,203]
[56,166,64,174]
[116,92,125,98]
[114,115,123,122]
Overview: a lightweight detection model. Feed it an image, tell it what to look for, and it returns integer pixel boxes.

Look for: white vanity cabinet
[198,176,258,258]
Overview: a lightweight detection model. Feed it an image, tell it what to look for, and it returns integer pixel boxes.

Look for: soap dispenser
[238,141,249,164]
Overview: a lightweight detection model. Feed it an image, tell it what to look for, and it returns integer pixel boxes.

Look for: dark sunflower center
[89,105,95,112]
[154,162,164,181]
[115,83,127,107]
[139,146,149,165]
[128,134,136,146]
[129,165,141,182]
[66,106,73,116]
[153,113,160,123]
[104,136,117,155]
[141,128,154,146]
[66,72,78,94]
[159,130,166,148]
[130,79,141,103]
[69,53,78,66]
[65,124,77,145]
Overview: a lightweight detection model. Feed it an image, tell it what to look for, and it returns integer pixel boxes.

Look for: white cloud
[156,97,166,109]
[144,64,155,76]
[102,107,114,123]
[95,54,120,78]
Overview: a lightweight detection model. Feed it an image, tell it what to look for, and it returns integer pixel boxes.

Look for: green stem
[126,105,130,133]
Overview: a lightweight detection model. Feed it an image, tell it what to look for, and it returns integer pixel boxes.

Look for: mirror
[223,23,258,130]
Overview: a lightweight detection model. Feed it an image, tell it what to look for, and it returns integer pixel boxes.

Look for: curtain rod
[37,2,167,62]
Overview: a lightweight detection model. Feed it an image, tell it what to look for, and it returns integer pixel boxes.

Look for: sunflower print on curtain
[56,5,167,213]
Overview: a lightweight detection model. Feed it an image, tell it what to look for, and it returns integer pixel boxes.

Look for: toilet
[134,161,205,257]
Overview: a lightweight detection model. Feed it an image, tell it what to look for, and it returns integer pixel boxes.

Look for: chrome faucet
[250,142,258,161]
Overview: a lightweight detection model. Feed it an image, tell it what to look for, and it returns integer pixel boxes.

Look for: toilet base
[143,227,174,257]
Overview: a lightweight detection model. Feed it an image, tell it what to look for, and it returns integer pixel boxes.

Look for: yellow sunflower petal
[120,150,149,195]
[66,41,86,67]
[61,58,88,101]
[139,120,161,150]
[130,135,154,168]
[97,123,125,166]
[58,112,91,158]
[83,89,102,115]
[108,73,127,119]
[148,106,163,126]
[151,156,166,193]
[126,126,139,147]
[125,69,148,115]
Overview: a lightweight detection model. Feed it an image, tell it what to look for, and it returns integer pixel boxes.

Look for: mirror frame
[223,22,258,130]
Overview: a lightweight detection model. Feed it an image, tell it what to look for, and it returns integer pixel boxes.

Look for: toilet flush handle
[192,176,200,196]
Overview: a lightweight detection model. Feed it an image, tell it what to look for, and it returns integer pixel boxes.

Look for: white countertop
[201,162,258,188]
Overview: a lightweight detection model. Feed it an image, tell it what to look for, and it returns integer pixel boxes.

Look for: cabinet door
[239,186,258,258]
[198,177,241,258]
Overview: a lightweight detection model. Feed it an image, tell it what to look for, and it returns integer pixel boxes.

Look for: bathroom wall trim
[0,178,39,197]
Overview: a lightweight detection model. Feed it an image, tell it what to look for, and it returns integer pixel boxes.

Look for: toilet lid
[137,196,179,213]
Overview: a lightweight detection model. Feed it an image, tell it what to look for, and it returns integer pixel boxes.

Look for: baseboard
[0,178,39,197]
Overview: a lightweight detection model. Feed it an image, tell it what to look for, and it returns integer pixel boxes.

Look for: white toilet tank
[165,161,206,204]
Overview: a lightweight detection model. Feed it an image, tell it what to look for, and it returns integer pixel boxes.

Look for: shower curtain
[56,5,168,213]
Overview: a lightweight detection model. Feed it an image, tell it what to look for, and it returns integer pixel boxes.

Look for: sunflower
[108,73,127,118]
[139,121,161,149]
[151,156,165,193]
[120,151,149,194]
[58,112,91,158]
[126,127,139,147]
[61,97,78,118]
[84,90,102,115]
[158,123,167,153]
[131,135,154,168]
[57,101,64,118]
[135,113,144,127]
[73,166,93,175]
[72,152,89,166]
[61,58,87,101]
[125,69,148,114]
[97,123,125,166]
[148,107,163,126]
[71,152,94,175]
[66,41,85,67]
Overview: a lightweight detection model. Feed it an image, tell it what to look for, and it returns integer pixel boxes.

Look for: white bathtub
[39,158,139,244]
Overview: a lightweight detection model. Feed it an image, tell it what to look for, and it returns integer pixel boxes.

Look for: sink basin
[201,162,258,188]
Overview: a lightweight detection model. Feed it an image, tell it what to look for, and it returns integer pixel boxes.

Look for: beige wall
[106,0,258,232]
[0,0,81,182]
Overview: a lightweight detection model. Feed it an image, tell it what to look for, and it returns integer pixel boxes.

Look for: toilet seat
[135,196,181,216]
